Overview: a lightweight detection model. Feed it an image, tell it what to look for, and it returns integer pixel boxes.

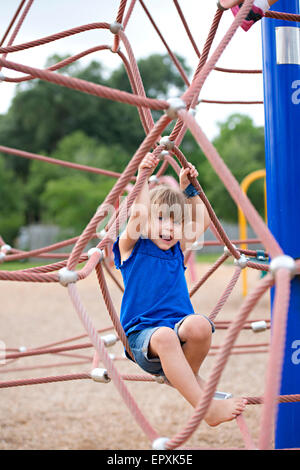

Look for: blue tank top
[112,236,194,336]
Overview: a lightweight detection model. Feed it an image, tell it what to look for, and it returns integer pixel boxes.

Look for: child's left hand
[179,162,198,189]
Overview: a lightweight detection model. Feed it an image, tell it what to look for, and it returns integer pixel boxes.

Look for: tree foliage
[0,52,190,175]
[0,156,25,242]
[203,114,266,222]
[0,52,266,244]
[40,174,114,234]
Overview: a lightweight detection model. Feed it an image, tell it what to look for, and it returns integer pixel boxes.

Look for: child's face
[147,211,183,250]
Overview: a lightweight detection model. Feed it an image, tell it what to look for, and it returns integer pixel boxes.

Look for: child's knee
[180,315,212,344]
[150,326,179,353]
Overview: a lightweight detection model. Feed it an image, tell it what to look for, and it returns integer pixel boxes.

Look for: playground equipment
[238,169,267,296]
[0,0,300,450]
[262,0,300,448]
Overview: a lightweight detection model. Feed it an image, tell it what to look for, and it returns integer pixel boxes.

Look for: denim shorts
[127,313,215,377]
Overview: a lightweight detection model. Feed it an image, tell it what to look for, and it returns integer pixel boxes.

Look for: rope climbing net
[1,0,300,451]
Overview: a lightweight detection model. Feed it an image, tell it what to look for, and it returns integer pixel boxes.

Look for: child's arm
[180,163,210,251]
[118,153,159,260]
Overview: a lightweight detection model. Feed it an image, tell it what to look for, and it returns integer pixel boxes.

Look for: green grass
[0,260,46,271]
[0,252,225,272]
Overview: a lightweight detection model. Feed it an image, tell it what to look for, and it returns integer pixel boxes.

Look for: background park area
[0,1,273,451]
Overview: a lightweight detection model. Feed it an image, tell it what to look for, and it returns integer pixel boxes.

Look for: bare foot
[194,375,247,426]
[204,397,247,427]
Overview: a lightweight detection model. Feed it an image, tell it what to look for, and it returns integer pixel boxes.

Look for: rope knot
[165,98,186,119]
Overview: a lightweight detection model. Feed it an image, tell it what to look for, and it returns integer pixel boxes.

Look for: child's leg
[176,314,213,374]
[176,315,247,425]
[149,325,246,426]
[149,327,204,406]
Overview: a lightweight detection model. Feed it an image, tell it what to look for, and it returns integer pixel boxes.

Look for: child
[113,153,247,427]
[218,0,279,31]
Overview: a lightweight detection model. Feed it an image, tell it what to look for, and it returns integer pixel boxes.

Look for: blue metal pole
[261,0,300,449]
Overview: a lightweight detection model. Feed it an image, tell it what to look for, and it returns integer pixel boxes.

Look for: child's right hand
[137,153,159,177]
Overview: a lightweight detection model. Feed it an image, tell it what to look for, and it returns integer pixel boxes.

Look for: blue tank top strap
[113,236,143,270]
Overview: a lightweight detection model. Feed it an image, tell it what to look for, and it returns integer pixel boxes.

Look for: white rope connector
[19,346,27,353]
[91,368,111,383]
[87,247,104,262]
[1,244,12,253]
[101,333,117,347]
[0,244,12,263]
[149,175,159,184]
[110,45,120,53]
[165,98,186,119]
[251,320,267,332]
[223,244,237,256]
[0,72,5,81]
[158,149,169,160]
[97,229,107,240]
[109,21,123,34]
[159,135,175,150]
[152,437,170,450]
[214,391,233,400]
[234,254,248,269]
[58,267,78,286]
[269,255,297,278]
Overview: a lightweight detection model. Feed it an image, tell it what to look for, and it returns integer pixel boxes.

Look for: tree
[26,131,130,227]
[109,53,190,98]
[0,52,190,178]
[40,174,114,235]
[0,60,107,163]
[0,156,25,243]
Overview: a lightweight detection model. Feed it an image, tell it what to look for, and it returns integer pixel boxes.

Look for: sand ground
[0,260,271,450]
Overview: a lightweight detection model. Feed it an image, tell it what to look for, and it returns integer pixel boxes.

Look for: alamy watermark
[96,197,206,250]
[291,340,300,365]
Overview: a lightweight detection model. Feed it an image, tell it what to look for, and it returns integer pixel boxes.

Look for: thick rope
[0,57,168,111]
[0,0,27,47]
[67,282,158,442]
[0,0,35,74]
[258,269,291,450]
[95,262,133,359]
[208,266,241,322]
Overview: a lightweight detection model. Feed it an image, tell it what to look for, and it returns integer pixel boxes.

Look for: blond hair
[149,184,189,224]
